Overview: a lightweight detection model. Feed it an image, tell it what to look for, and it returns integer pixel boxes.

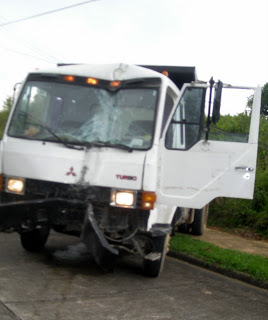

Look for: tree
[247,82,268,116]
[2,96,12,112]
[0,96,12,139]
[261,83,268,116]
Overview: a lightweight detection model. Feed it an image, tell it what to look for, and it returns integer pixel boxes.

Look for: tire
[20,226,50,252]
[171,208,183,236]
[178,223,190,234]
[143,234,169,277]
[191,208,205,235]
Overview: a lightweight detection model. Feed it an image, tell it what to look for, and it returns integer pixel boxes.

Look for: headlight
[110,189,157,210]
[6,177,25,194]
[110,189,137,208]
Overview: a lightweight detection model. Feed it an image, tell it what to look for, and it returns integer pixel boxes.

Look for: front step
[144,252,161,261]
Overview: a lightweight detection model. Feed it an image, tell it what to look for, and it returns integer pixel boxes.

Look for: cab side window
[165,87,206,150]
[161,91,175,137]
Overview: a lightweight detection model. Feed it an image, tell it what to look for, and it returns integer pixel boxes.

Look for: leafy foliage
[262,83,268,116]
[2,96,12,112]
[247,82,268,116]
[0,96,12,139]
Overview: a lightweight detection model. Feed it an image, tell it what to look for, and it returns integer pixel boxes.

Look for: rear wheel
[20,226,50,252]
[143,234,170,277]
[191,208,206,235]
[178,223,190,234]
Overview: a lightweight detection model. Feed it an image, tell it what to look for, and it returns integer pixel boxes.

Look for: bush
[209,163,268,238]
[0,109,9,139]
[0,96,12,139]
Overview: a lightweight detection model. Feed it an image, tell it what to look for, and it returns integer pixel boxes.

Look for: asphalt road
[0,231,267,320]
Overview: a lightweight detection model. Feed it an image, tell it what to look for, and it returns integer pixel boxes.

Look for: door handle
[235,166,254,172]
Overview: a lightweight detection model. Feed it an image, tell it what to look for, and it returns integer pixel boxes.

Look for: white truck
[0,63,261,276]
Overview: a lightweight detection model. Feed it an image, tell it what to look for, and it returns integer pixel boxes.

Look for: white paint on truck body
[0,63,262,229]
[2,137,146,190]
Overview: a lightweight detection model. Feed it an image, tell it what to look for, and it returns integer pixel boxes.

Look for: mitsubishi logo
[66,166,76,176]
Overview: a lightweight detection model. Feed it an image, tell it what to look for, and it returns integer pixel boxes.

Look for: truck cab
[0,63,261,276]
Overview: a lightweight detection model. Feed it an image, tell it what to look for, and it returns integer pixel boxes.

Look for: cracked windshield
[9,81,158,149]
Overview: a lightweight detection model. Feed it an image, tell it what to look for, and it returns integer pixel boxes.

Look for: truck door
[158,84,261,209]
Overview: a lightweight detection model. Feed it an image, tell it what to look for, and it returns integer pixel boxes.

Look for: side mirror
[212,81,223,124]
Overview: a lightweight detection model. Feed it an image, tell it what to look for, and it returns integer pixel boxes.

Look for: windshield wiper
[18,111,84,151]
[84,141,133,152]
[41,128,84,150]
[105,142,133,152]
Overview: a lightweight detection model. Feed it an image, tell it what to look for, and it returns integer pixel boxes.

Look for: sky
[0,0,267,114]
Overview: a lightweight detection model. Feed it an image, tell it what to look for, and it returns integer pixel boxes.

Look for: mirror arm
[12,82,21,107]
[205,77,215,140]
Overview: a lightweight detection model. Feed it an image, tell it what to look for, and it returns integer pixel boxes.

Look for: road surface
[0,231,267,320]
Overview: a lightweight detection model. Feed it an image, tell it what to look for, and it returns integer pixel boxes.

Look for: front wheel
[143,234,170,277]
[20,226,50,252]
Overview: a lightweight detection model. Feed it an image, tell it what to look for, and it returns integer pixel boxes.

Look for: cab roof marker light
[110,81,121,88]
[63,75,75,82]
[86,77,99,85]
[162,70,169,77]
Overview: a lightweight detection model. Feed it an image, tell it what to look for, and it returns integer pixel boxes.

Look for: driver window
[166,87,206,150]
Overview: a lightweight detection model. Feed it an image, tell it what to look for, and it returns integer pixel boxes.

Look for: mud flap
[81,204,118,272]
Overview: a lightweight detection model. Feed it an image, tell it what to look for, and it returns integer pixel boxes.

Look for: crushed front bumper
[0,198,86,231]
[0,195,171,271]
[0,198,119,271]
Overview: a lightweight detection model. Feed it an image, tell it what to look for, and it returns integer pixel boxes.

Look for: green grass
[170,233,268,282]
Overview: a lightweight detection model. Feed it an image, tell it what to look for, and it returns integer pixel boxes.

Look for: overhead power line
[0,47,56,64]
[0,0,100,27]
[0,16,61,63]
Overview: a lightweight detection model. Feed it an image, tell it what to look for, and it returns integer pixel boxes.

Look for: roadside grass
[170,233,268,282]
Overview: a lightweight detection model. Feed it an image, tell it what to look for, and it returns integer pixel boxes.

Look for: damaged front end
[81,204,150,272]
[0,177,169,275]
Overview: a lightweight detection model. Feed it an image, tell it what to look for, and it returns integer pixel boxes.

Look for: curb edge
[168,250,268,290]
